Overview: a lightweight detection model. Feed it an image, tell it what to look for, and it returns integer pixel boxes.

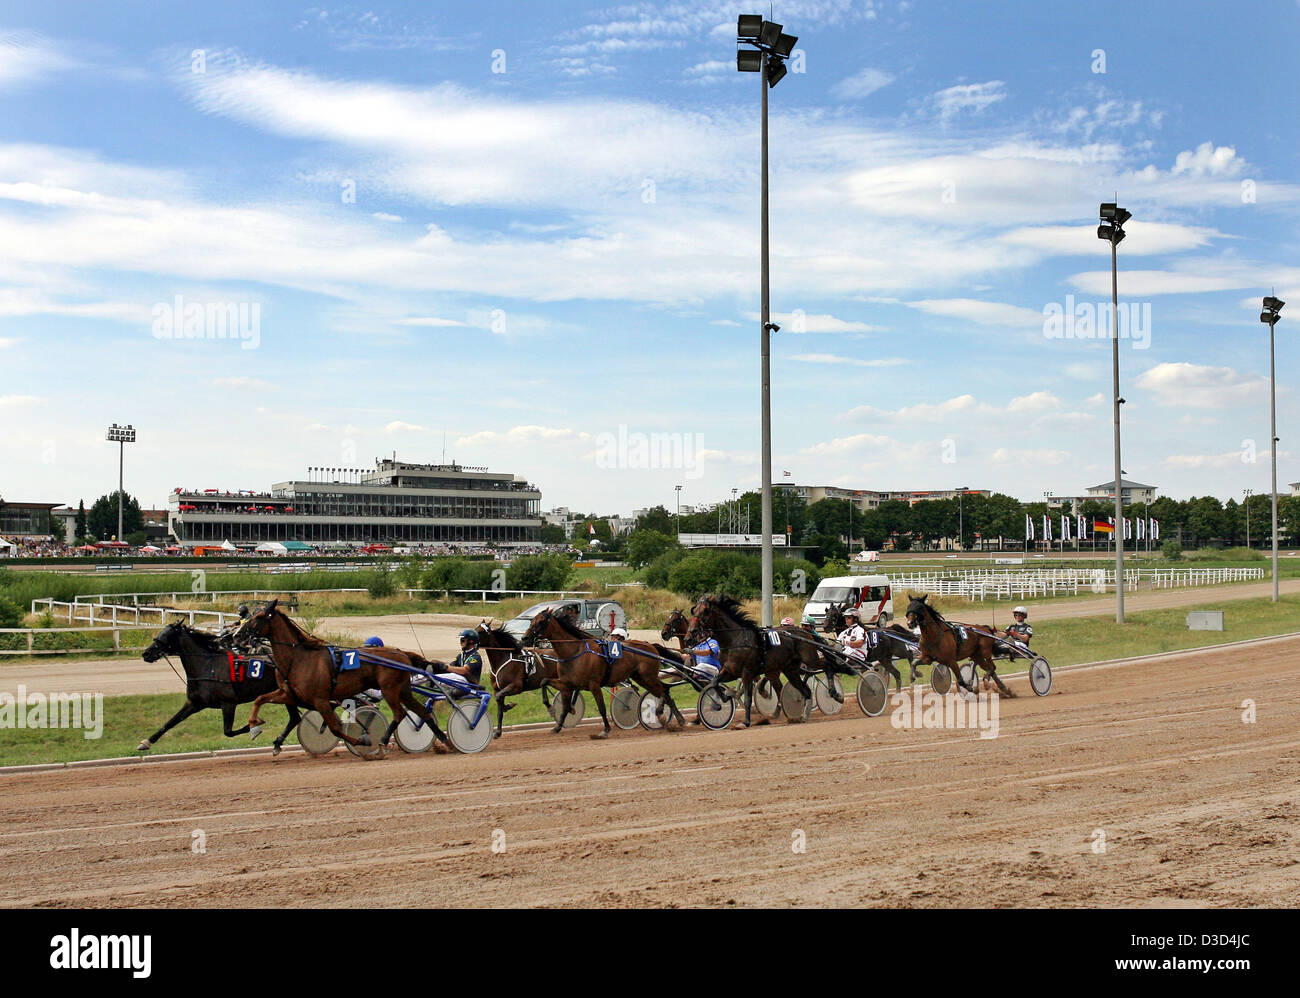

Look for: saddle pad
[606,641,622,660]
[866,630,881,648]
[766,630,782,647]
[340,649,361,671]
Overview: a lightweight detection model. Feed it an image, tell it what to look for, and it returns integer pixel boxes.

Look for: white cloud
[800,432,895,456]
[1134,362,1268,408]
[456,425,590,447]
[1171,142,1243,178]
[933,81,1006,119]
[906,298,1044,328]
[846,394,977,422]
[1006,391,1061,413]
[0,394,39,406]
[397,315,465,327]
[384,420,428,433]
[790,353,907,368]
[212,377,276,391]
[0,32,82,88]
[991,446,1071,465]
[1002,221,1220,257]
[831,68,894,100]
[747,311,883,333]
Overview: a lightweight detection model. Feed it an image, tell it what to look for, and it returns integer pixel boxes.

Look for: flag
[1077,514,1089,540]
[1136,517,1145,540]
[783,470,792,477]
[1042,515,1053,542]
[588,522,595,537]
[1123,517,1132,540]
[1094,517,1114,534]
[1061,514,1073,541]
[1151,518,1160,540]
[1025,513,1035,541]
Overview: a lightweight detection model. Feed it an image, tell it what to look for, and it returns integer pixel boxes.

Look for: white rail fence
[889,567,1264,600]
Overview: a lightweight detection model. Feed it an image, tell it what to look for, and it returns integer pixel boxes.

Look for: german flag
[1093,517,1115,534]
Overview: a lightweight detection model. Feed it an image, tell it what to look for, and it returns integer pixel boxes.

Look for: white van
[801,574,894,628]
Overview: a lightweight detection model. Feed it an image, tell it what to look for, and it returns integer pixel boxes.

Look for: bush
[1161,539,1183,561]
[0,596,23,628]
[420,558,497,594]
[625,529,679,570]
[641,547,688,590]
[366,561,396,599]
[505,553,573,593]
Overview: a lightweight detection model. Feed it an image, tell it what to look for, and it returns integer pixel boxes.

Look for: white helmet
[610,626,628,640]
[1012,606,1028,616]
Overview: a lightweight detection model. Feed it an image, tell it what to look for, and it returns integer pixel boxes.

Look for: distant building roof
[1087,479,1156,491]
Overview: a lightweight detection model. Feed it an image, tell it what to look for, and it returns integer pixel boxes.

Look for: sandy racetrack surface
[1,636,1297,908]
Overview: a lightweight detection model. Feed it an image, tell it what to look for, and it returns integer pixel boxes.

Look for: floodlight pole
[1269,314,1279,601]
[1109,232,1125,624]
[118,438,125,541]
[759,48,774,627]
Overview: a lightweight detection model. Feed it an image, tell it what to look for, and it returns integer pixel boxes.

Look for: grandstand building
[168,459,541,548]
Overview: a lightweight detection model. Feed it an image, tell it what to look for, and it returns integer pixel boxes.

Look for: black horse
[821,602,924,691]
[137,622,301,752]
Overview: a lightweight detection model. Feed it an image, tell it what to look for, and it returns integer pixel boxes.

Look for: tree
[74,500,88,542]
[626,529,679,570]
[635,505,674,536]
[48,515,66,544]
[539,523,567,545]
[87,492,143,541]
[507,554,573,592]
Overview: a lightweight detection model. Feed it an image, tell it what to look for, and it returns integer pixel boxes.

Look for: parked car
[503,598,627,642]
[800,574,894,628]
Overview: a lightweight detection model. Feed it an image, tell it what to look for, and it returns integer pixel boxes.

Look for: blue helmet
[459,629,478,642]
[363,636,384,647]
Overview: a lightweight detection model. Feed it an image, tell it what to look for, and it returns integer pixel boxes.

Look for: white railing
[888,566,1263,600]
[0,625,156,656]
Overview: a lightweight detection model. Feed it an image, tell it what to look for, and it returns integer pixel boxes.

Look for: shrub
[366,561,396,599]
[641,547,688,590]
[1161,539,1183,561]
[505,553,573,593]
[0,596,23,628]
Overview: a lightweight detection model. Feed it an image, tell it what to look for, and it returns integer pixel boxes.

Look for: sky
[1,0,1298,515]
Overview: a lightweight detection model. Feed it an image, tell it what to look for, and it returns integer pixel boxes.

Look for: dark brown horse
[904,593,1014,697]
[521,608,684,738]
[236,599,453,756]
[821,602,923,691]
[474,620,560,738]
[688,595,825,727]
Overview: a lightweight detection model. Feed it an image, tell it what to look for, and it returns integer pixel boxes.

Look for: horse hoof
[249,725,263,740]
[271,743,282,757]
[359,734,372,747]
[136,741,150,752]
[589,730,609,740]
[551,724,564,735]
[432,741,450,755]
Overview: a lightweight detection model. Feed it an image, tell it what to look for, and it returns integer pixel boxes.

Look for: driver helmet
[237,604,250,619]
[610,626,628,640]
[363,636,384,647]
[1012,605,1028,619]
[780,616,794,626]
[458,628,478,644]
[843,607,861,621]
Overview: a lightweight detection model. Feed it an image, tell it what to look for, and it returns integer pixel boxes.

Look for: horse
[820,602,924,692]
[660,609,692,650]
[521,607,685,738]
[474,620,560,738]
[903,593,1015,697]
[137,622,301,752]
[235,599,455,756]
[687,595,826,728]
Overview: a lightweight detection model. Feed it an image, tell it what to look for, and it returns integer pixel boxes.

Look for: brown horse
[688,595,826,727]
[474,620,560,738]
[521,608,684,738]
[236,599,454,756]
[904,594,1014,697]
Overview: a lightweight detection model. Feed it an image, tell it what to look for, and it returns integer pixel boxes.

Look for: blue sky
[2,0,1298,514]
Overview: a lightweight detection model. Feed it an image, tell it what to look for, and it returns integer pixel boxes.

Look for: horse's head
[661,609,687,642]
[823,601,846,634]
[904,593,932,629]
[141,623,183,662]
[234,599,281,647]
[520,609,552,647]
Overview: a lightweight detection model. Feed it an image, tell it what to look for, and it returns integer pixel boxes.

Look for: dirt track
[1,635,1297,908]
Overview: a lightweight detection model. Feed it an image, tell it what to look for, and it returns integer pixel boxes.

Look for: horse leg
[589,686,610,740]
[494,680,523,739]
[247,687,290,736]
[882,657,902,692]
[137,699,199,751]
[221,702,251,737]
[312,697,368,748]
[550,682,572,735]
[980,653,1015,698]
[647,673,686,730]
[272,704,300,756]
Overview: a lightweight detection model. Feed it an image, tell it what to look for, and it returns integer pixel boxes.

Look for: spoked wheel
[930,663,952,695]
[638,691,672,730]
[297,710,341,756]
[1029,656,1053,696]
[447,700,494,754]
[752,678,780,718]
[856,669,889,717]
[696,686,735,730]
[779,682,811,723]
[345,705,388,759]
[547,690,585,729]
[813,675,844,716]
[610,686,641,730]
